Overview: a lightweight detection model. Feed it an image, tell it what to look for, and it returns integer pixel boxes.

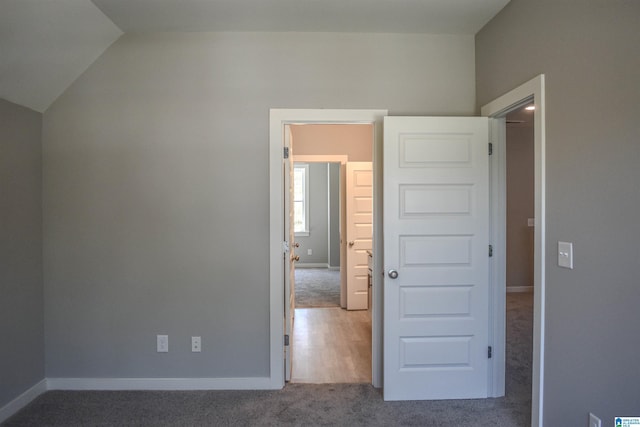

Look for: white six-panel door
[346,162,373,310]
[383,117,490,400]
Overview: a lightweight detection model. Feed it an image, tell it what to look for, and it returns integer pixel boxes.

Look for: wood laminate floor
[291,307,372,384]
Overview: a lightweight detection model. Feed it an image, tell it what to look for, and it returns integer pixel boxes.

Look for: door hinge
[284,334,290,346]
[283,147,289,159]
[488,142,493,156]
[283,241,290,253]
[488,346,493,359]
[489,245,493,257]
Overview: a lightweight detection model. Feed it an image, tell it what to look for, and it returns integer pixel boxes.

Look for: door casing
[269,109,387,388]
[481,74,546,427]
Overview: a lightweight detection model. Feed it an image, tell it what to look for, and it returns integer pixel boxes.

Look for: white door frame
[269,109,387,388]
[482,74,546,427]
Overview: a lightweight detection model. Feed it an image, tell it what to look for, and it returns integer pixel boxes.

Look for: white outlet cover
[558,241,574,269]
[307,249,312,255]
[157,335,168,353]
[191,336,202,352]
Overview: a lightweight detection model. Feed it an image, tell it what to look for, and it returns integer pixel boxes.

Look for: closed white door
[383,116,490,400]
[346,162,373,310]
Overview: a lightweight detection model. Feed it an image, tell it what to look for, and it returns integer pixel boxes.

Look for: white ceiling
[0,0,510,113]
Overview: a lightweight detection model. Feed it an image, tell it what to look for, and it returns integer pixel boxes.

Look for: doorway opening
[268,109,387,389]
[292,162,342,309]
[482,74,546,426]
[288,124,374,383]
[504,104,535,414]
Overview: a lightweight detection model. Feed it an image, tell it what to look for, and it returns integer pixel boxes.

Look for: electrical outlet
[589,413,601,427]
[157,335,168,353]
[192,336,201,353]
[307,249,312,255]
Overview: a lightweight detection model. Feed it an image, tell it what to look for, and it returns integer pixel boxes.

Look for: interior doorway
[482,74,546,426]
[291,156,348,308]
[288,124,374,383]
[269,109,387,390]
[504,104,535,411]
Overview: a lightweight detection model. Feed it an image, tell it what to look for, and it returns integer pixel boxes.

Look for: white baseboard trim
[0,379,47,423]
[295,263,329,269]
[506,286,534,293]
[327,266,340,271]
[46,377,276,391]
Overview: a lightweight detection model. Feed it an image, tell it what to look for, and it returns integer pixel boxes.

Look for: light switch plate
[528,218,535,227]
[558,241,574,269]
[589,413,601,427]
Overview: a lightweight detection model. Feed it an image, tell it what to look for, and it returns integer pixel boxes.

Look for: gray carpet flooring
[3,293,533,427]
[294,268,340,308]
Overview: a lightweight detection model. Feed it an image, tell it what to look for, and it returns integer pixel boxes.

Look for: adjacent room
[288,124,373,384]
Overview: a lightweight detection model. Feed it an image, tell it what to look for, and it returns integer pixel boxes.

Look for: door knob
[292,255,300,262]
[388,269,399,279]
[348,241,355,247]
[294,242,300,248]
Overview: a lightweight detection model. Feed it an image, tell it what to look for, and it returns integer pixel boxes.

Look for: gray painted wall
[0,99,44,407]
[43,32,475,378]
[295,163,329,265]
[506,123,534,289]
[328,163,340,268]
[477,1,640,424]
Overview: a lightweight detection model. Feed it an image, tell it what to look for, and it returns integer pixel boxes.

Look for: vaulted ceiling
[0,1,122,113]
[0,0,510,113]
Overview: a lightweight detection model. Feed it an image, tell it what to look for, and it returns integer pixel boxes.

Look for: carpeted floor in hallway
[294,267,341,308]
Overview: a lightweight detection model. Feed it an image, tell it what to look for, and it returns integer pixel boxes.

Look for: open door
[283,127,296,382]
[383,116,490,400]
[346,162,373,310]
